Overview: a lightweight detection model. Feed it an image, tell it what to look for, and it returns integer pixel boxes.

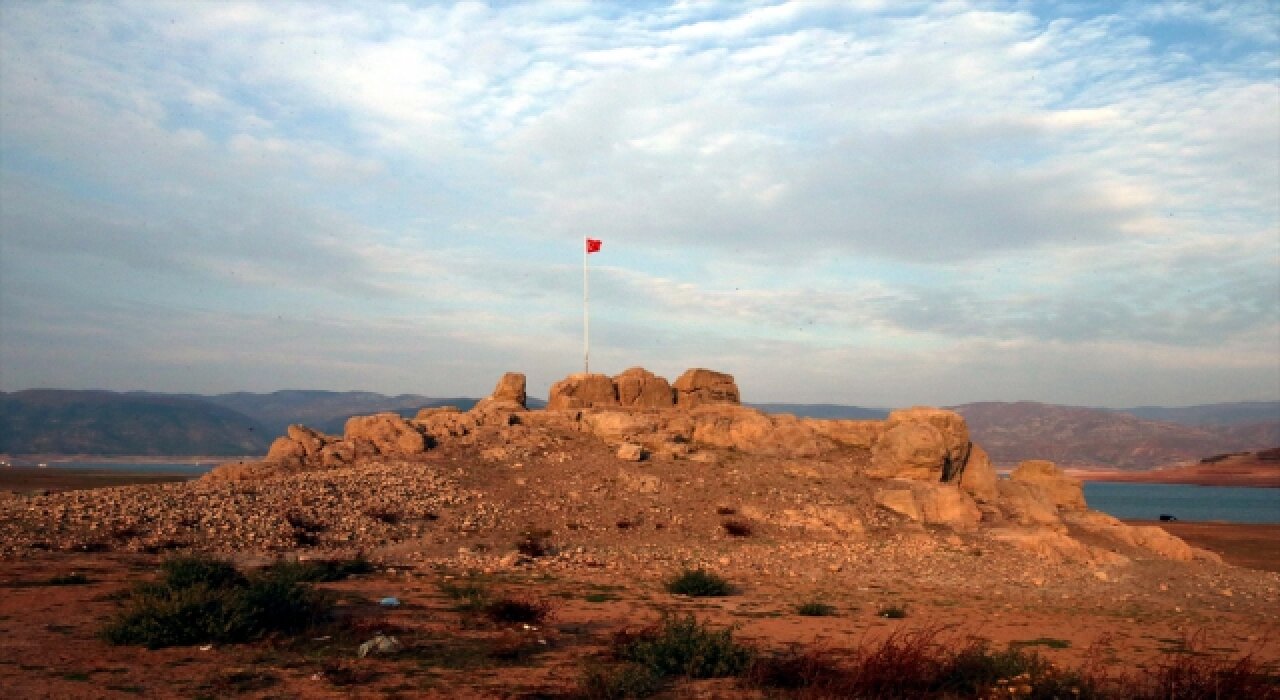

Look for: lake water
[3,461,217,476]
[1083,482,1280,524]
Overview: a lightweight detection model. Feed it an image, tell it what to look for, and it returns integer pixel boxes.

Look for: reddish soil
[2,438,1278,698]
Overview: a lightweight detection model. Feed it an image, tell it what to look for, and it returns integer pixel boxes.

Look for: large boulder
[1063,511,1204,562]
[673,368,740,407]
[867,407,971,481]
[474,372,527,412]
[578,410,662,443]
[613,367,675,408]
[1010,460,1086,511]
[264,424,335,468]
[344,413,428,456]
[547,373,619,410]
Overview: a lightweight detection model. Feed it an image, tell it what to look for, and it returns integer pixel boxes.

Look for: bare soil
[1,427,1278,698]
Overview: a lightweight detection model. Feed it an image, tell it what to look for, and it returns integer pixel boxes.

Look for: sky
[0,1,1277,408]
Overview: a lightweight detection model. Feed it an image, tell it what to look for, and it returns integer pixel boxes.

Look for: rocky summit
[0,367,1237,573]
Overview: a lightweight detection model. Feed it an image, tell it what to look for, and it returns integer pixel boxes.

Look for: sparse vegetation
[720,518,753,537]
[47,572,92,586]
[665,569,735,597]
[614,614,753,679]
[795,601,836,617]
[484,596,552,625]
[260,554,374,584]
[100,554,331,648]
[715,506,737,516]
[878,604,908,619]
[516,528,553,557]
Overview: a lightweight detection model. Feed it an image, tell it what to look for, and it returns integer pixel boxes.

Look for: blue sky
[1,0,1276,408]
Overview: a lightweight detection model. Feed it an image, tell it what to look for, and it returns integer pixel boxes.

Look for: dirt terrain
[1,370,1277,698]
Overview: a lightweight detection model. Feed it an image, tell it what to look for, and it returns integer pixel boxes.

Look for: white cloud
[0,1,1276,407]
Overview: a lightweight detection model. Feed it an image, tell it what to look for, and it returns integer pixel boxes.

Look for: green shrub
[579,662,664,699]
[665,569,734,597]
[101,556,330,649]
[796,601,836,617]
[615,614,752,679]
[261,555,374,585]
[160,555,245,590]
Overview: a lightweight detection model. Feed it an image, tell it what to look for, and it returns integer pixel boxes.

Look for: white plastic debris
[357,634,403,658]
[378,596,400,607]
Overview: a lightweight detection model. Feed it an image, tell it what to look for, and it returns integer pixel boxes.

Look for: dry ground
[2,426,1278,698]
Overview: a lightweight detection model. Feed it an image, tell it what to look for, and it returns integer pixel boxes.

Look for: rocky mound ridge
[0,368,1225,578]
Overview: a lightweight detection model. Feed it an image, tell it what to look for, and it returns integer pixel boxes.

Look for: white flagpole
[583,238,590,374]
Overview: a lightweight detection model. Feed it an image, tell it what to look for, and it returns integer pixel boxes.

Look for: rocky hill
[0,390,270,456]
[953,401,1279,469]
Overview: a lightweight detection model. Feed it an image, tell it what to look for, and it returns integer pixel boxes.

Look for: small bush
[484,597,552,625]
[796,601,836,617]
[720,519,753,537]
[516,529,553,557]
[579,662,664,699]
[101,556,330,649]
[440,580,489,613]
[262,555,374,584]
[160,555,244,590]
[746,646,846,690]
[666,569,734,597]
[47,572,92,586]
[878,604,908,619]
[615,614,753,679]
[715,506,737,516]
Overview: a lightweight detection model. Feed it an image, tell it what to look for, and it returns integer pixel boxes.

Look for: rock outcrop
[673,368,740,407]
[867,407,972,481]
[200,367,1211,569]
[1010,460,1086,511]
[547,373,619,410]
[473,372,527,412]
[613,367,675,408]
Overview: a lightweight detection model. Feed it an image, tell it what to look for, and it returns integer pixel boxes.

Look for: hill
[205,390,479,435]
[750,402,889,420]
[0,390,270,456]
[953,401,1279,469]
[1119,401,1279,427]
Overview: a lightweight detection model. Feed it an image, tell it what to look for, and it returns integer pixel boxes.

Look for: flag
[586,238,602,253]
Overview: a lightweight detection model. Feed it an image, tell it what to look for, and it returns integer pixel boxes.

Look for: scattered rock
[616,443,647,461]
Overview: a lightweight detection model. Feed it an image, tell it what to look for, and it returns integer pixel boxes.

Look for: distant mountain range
[1,389,1274,469]
[952,401,1279,469]
[0,390,271,456]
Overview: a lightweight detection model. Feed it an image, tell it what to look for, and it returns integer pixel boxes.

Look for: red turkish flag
[585,238,602,253]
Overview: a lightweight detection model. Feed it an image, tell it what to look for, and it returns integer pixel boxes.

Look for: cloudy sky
[1,1,1276,408]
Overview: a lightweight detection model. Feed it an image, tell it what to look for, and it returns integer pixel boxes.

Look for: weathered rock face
[613,367,675,408]
[1010,460,1086,511]
[875,481,983,531]
[958,443,999,503]
[344,413,428,457]
[474,372,527,412]
[547,373,619,410]
[803,419,885,449]
[996,480,1065,529]
[672,368,740,407]
[867,407,973,481]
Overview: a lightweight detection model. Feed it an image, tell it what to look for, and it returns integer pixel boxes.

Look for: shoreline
[0,454,258,466]
[1063,465,1280,488]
